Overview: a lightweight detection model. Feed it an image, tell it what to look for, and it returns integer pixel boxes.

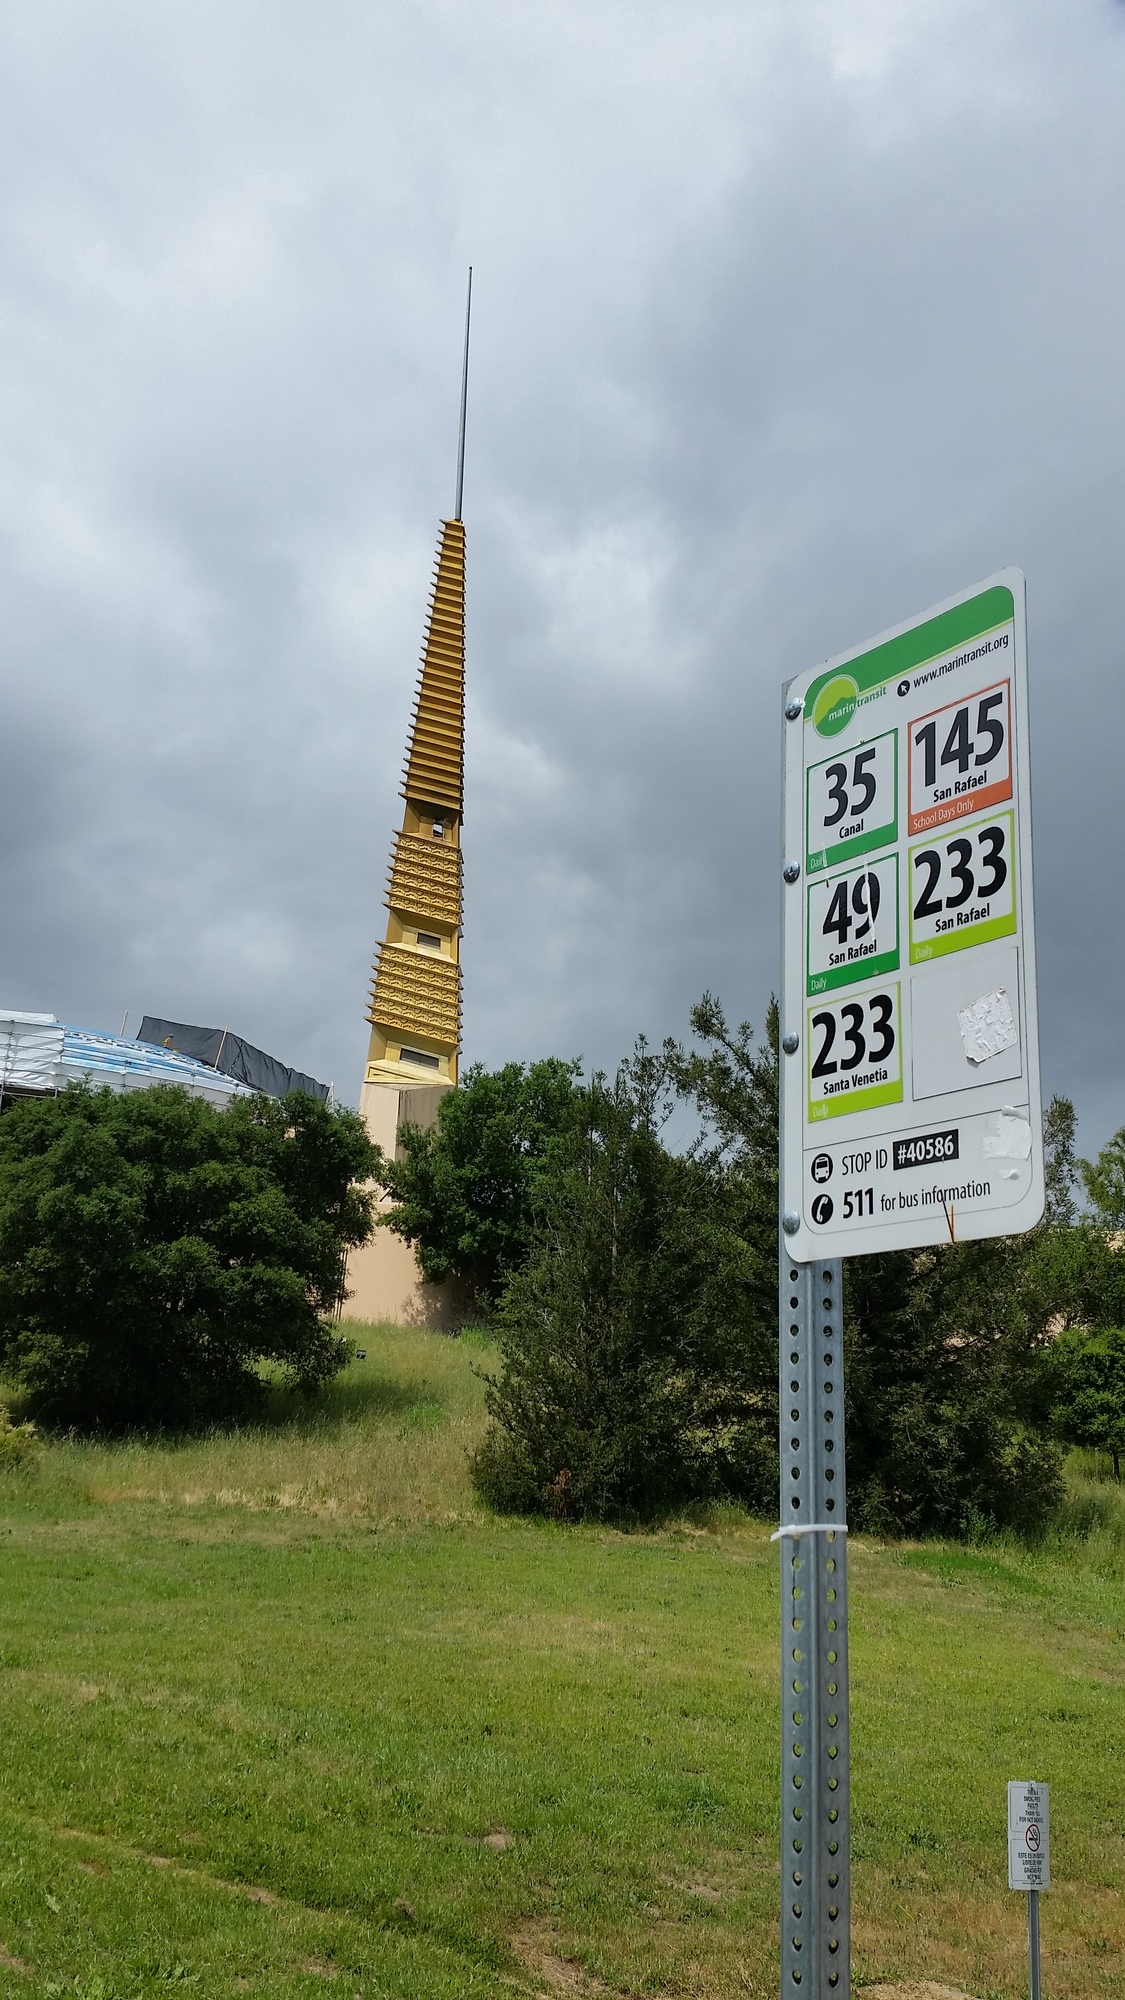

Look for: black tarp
[137,1017,330,1102]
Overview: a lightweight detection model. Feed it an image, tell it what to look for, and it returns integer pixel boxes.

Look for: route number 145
[909,678,1012,834]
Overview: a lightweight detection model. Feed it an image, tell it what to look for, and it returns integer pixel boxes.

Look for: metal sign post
[775,1253,849,1992]
[1008,1780,1049,2000]
[778,571,1045,1997]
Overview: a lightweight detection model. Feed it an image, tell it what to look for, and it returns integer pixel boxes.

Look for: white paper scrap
[958,988,1018,1066]
[982,1106,1033,1159]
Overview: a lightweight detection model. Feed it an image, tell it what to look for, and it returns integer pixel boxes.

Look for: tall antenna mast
[454,266,472,522]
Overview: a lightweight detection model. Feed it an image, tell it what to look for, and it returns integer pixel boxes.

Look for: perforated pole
[1028,1890,1041,2000]
[777,1249,850,1995]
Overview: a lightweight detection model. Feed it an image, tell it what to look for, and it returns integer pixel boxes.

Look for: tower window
[400,1047,440,1071]
[432,819,445,838]
[417,932,442,951]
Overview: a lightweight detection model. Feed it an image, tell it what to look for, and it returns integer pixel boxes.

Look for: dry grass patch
[17,1321,495,1523]
[510,1921,608,1993]
[853,1871,1125,2000]
[860,1986,980,1999]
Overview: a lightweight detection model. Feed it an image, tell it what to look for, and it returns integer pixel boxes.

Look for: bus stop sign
[781,568,1043,1260]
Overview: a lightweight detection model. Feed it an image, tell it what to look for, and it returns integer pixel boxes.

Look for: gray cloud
[0,0,1124,1158]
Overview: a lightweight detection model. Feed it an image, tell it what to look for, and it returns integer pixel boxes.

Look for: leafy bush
[468,999,1085,1536]
[471,1045,776,1521]
[844,1235,1067,1537]
[0,1405,39,1469]
[1045,1325,1125,1478]
[380,1058,584,1306]
[0,1083,377,1431]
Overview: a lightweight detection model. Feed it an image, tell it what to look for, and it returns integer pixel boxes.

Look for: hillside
[0,1324,1121,1998]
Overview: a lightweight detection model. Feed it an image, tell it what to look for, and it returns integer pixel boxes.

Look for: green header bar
[803,584,1015,719]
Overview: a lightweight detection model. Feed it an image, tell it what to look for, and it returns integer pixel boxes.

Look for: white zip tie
[770,1521,848,1541]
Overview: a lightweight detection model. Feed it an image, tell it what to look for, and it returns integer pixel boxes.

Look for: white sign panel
[781,569,1043,1258]
[1008,1780,1050,1891]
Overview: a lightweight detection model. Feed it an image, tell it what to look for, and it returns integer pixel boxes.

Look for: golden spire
[363,270,471,1095]
[364,518,465,1087]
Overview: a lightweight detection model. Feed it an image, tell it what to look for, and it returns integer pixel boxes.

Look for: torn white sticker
[958,987,1018,1065]
[982,1106,1033,1159]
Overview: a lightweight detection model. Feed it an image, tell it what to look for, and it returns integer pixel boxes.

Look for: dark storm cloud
[0,1,1123,1153]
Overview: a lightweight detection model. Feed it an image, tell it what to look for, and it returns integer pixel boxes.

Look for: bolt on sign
[781,568,1044,1259]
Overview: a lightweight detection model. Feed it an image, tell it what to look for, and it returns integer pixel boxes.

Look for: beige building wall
[340,1079,469,1329]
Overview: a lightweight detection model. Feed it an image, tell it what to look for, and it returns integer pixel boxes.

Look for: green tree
[380,1058,584,1306]
[664,990,780,1377]
[1046,1326,1125,1478]
[1080,1122,1125,1229]
[665,992,780,1178]
[0,1083,377,1430]
[843,1234,1065,1537]
[472,1042,776,1519]
[840,1106,1087,1536]
[672,996,1071,1536]
[436,992,1083,1535]
[1043,1093,1079,1226]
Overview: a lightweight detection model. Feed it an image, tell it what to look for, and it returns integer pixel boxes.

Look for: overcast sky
[1,0,1124,1153]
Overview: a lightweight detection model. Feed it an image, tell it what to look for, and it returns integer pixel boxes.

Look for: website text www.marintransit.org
[854,627,1011,715]
[910,628,1010,689]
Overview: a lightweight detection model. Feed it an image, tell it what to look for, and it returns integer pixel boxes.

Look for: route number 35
[807,731,897,872]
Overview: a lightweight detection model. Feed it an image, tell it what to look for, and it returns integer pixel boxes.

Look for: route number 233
[811,993,895,1077]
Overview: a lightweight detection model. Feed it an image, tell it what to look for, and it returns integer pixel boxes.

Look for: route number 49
[806,853,899,995]
[823,870,880,942]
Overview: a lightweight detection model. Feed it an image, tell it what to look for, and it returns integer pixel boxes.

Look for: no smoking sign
[1008,1780,1050,1891]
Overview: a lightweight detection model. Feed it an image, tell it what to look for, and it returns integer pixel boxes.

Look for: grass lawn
[0,1324,1122,1999]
